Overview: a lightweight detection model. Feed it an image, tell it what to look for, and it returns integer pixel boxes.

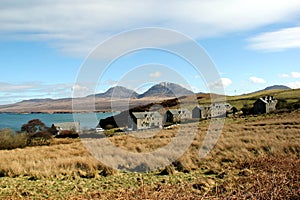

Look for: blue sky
[1,1,300,105]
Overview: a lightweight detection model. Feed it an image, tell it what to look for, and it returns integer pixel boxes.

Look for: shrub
[27,131,53,146]
[276,99,300,112]
[241,104,253,115]
[21,119,48,133]
[0,129,27,150]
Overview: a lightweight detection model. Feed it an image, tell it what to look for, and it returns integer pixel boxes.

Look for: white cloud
[220,78,233,88]
[149,71,162,78]
[279,73,290,78]
[1,1,300,56]
[249,76,266,84]
[0,82,34,92]
[291,71,300,78]
[209,78,232,89]
[104,79,118,86]
[72,84,93,97]
[194,75,202,79]
[0,82,74,104]
[279,72,300,78]
[287,81,300,89]
[248,26,300,51]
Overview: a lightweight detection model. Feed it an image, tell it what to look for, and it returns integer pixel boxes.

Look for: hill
[138,82,194,98]
[226,88,300,110]
[0,83,298,113]
[262,85,291,91]
[99,87,300,129]
[92,86,139,99]
[0,82,194,113]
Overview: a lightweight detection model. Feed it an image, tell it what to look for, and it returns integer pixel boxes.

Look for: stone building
[164,108,192,124]
[192,103,233,119]
[192,105,210,119]
[211,103,232,118]
[129,111,163,130]
[52,122,81,134]
[253,96,277,114]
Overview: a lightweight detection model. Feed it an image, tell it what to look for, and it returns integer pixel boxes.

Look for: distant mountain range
[88,82,193,99]
[0,83,293,113]
[90,86,139,99]
[138,82,194,98]
[262,85,291,91]
[0,82,194,113]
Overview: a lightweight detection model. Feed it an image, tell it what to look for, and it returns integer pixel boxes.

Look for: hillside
[0,84,298,113]
[91,86,139,98]
[1,109,299,199]
[99,87,300,128]
[262,85,290,91]
[226,88,300,110]
[138,82,194,98]
[0,82,190,113]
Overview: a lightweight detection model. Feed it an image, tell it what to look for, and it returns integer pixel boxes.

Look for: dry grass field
[0,109,299,199]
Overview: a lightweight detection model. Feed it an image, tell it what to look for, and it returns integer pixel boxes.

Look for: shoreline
[0,110,113,114]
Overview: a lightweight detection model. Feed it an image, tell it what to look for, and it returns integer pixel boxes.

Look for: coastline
[0,110,113,115]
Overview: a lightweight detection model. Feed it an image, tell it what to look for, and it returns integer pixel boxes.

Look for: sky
[1,0,300,105]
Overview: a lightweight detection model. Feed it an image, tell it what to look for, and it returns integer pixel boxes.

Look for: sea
[0,112,117,131]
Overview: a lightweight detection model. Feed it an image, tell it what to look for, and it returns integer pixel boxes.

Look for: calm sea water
[0,112,116,131]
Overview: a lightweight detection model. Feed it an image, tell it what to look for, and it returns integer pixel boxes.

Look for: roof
[132,111,162,119]
[168,108,191,115]
[132,112,147,119]
[257,98,268,104]
[168,109,180,115]
[53,122,80,130]
[256,96,277,104]
[193,105,206,110]
[150,111,163,118]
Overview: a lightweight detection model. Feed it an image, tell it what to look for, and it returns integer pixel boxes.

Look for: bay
[0,112,116,131]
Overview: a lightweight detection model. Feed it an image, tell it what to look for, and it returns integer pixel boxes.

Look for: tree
[21,119,52,145]
[21,119,48,133]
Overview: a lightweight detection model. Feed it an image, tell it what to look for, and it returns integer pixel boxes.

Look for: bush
[21,119,48,133]
[241,104,253,115]
[27,131,53,146]
[0,129,27,150]
[276,99,300,112]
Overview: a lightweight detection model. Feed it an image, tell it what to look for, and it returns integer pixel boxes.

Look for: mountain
[92,83,194,99]
[138,82,194,98]
[20,98,54,103]
[0,82,194,113]
[92,86,139,98]
[262,85,291,91]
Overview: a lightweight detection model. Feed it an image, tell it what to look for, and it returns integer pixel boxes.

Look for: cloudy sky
[1,0,300,104]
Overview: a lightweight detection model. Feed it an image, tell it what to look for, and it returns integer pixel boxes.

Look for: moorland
[0,88,299,199]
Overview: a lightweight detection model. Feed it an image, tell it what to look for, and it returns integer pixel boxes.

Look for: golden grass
[0,109,300,199]
[0,139,115,178]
